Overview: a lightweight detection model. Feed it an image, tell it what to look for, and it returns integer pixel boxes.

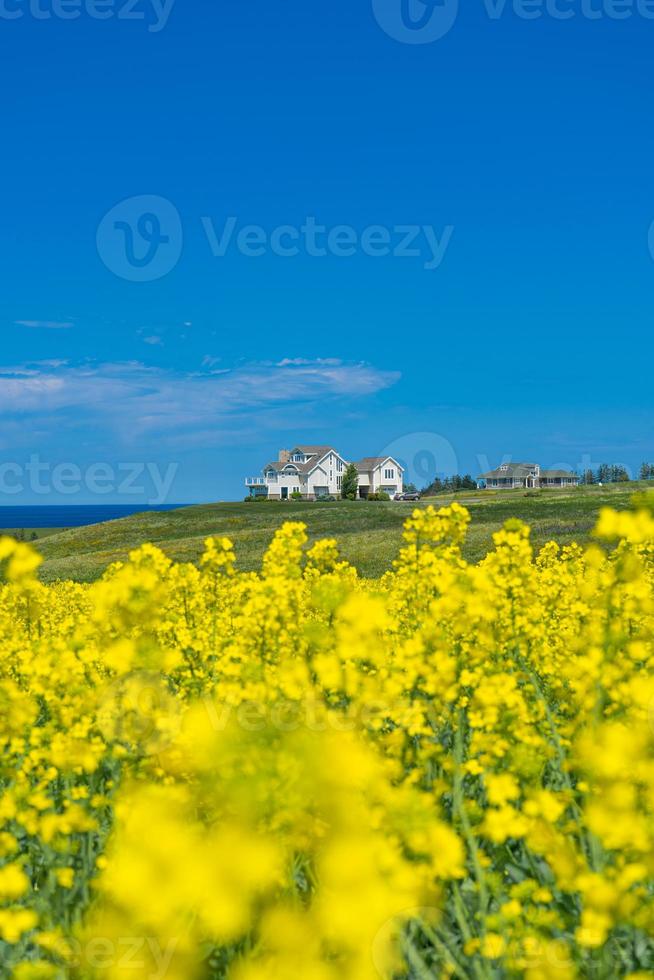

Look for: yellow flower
[481,933,505,959]
[0,907,38,942]
[486,773,520,806]
[0,863,30,899]
[0,504,653,977]
[55,867,74,888]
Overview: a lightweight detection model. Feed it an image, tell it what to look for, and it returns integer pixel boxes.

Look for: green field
[0,527,66,542]
[18,482,650,583]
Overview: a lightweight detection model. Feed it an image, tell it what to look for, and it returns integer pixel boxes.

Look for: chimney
[278,449,291,463]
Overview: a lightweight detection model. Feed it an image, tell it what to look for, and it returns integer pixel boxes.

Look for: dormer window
[292,453,304,462]
[500,465,508,472]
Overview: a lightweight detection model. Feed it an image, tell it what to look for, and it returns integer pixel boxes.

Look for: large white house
[245,445,404,500]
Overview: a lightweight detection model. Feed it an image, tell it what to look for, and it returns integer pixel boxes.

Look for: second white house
[245,445,404,500]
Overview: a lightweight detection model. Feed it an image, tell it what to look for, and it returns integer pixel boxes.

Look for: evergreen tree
[423,473,477,496]
[341,463,359,500]
[423,476,444,496]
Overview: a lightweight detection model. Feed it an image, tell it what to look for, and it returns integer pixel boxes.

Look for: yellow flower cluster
[1,497,654,978]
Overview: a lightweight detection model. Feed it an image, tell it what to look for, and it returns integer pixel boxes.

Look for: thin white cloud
[277,357,342,367]
[0,358,400,448]
[143,335,164,346]
[15,320,74,330]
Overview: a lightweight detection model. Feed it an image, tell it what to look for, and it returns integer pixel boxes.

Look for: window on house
[337,476,342,489]
[384,468,394,480]
[336,459,343,472]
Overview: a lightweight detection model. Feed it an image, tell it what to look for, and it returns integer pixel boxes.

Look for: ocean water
[0,504,186,530]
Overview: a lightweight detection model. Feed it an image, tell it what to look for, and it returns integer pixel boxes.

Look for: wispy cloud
[201,355,222,368]
[15,320,74,330]
[277,357,342,367]
[0,358,400,449]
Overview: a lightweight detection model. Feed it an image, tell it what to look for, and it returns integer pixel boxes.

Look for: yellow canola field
[1,500,654,979]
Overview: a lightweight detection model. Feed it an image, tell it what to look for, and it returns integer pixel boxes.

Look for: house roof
[479,463,577,479]
[263,446,339,476]
[354,456,403,473]
[261,448,403,477]
[264,459,315,474]
[293,445,335,457]
[478,464,536,479]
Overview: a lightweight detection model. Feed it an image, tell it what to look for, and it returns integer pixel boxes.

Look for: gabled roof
[264,459,313,474]
[479,463,578,479]
[296,446,342,474]
[354,456,403,473]
[261,447,402,478]
[293,445,335,457]
[478,463,536,479]
[263,446,342,476]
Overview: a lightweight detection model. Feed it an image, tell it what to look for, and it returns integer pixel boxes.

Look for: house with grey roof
[245,445,404,499]
[477,462,579,490]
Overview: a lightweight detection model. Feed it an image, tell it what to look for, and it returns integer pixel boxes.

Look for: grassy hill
[30,482,651,583]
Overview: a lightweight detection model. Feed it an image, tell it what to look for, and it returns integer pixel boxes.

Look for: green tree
[341,463,359,500]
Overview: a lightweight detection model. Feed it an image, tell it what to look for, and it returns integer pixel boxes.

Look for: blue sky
[1,0,653,502]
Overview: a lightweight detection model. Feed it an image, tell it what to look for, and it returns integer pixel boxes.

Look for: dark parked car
[394,491,421,501]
